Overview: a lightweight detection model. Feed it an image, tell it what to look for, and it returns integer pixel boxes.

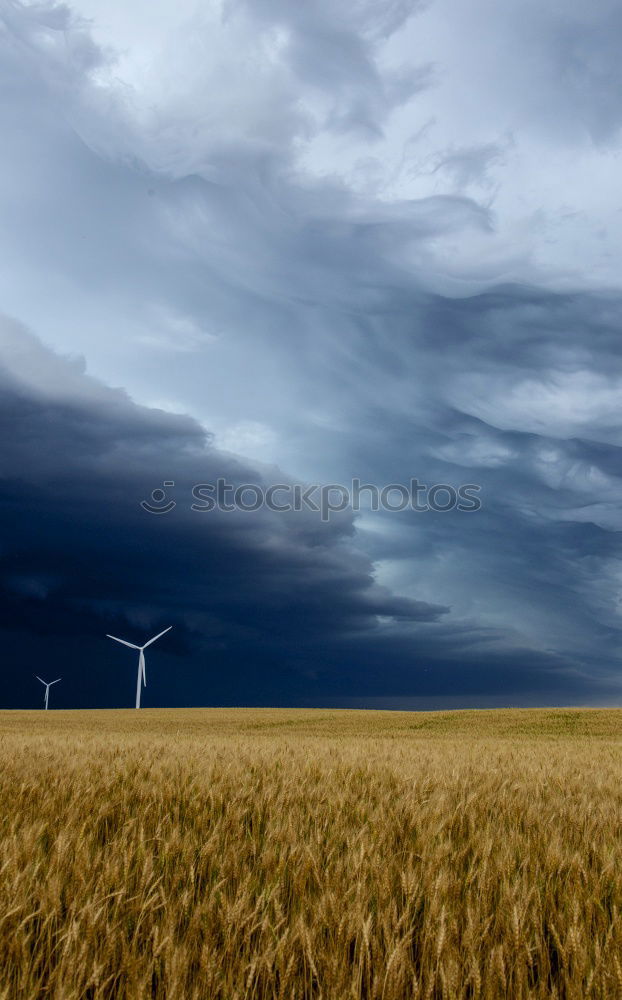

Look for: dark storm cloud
[0,318,452,707]
[3,304,622,711]
[333,283,622,664]
[2,0,622,710]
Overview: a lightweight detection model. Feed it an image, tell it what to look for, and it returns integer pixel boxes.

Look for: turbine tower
[35,676,61,710]
[106,627,172,709]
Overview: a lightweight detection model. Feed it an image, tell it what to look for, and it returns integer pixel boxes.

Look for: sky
[2,0,622,709]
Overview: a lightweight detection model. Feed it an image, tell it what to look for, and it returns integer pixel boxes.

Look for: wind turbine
[35,676,61,710]
[106,627,172,709]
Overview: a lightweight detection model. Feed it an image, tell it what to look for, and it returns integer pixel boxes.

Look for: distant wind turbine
[106,627,172,709]
[35,676,61,710]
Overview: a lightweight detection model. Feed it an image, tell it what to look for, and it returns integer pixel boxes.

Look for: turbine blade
[142,626,172,648]
[35,676,46,685]
[50,678,61,685]
[140,650,146,686]
[106,634,140,650]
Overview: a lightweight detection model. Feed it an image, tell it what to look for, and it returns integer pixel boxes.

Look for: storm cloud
[1,0,622,708]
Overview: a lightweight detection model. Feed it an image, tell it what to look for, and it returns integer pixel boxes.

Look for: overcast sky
[2,0,622,709]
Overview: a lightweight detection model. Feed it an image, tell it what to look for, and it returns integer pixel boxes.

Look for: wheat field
[2,707,622,999]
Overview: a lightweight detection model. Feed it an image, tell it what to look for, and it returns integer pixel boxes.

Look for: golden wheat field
[2,707,622,999]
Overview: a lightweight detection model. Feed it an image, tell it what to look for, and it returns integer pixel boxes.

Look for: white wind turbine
[106,627,172,709]
[35,676,61,710]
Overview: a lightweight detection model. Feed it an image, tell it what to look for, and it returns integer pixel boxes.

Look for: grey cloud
[230,0,430,139]
[535,2,622,143]
[1,0,622,711]
[431,143,505,190]
[0,319,453,707]
[442,0,622,145]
